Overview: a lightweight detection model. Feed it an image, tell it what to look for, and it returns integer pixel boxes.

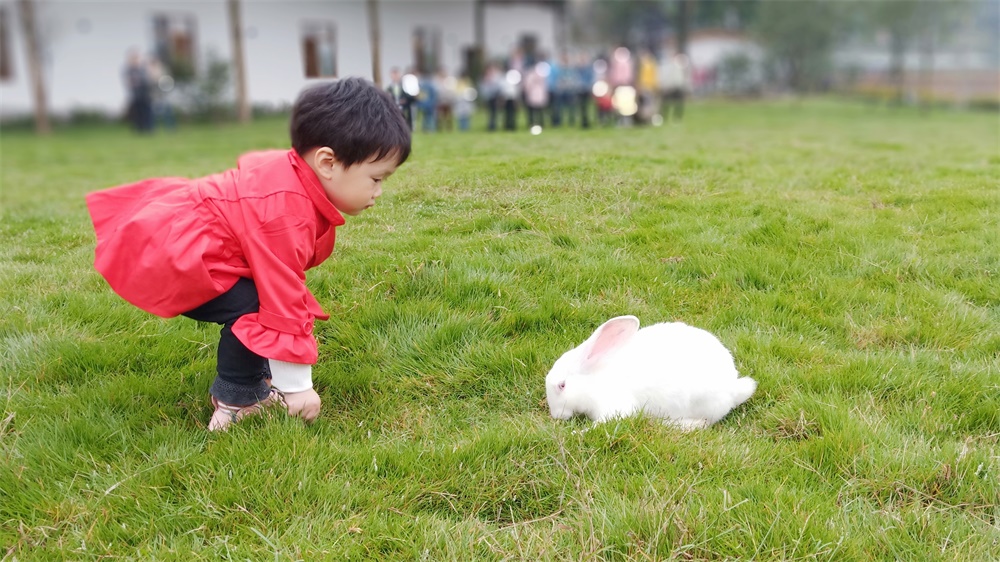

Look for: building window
[153,13,197,82]
[0,7,12,81]
[413,26,441,74]
[519,33,539,65]
[302,22,336,78]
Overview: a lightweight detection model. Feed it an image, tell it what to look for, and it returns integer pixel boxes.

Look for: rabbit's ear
[581,316,640,371]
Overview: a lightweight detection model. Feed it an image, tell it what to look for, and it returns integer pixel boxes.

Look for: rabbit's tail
[730,377,757,407]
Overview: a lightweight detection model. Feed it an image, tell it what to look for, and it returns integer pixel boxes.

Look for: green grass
[2,100,999,560]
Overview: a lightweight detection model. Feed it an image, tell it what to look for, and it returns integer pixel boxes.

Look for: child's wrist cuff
[268,359,313,393]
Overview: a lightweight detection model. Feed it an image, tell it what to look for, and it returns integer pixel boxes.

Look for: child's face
[309,149,399,216]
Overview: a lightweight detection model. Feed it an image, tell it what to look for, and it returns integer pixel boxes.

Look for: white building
[0,0,560,118]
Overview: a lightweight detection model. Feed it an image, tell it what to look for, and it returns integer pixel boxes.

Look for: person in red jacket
[86,77,411,430]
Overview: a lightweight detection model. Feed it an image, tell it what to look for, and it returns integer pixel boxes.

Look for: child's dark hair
[290,77,411,167]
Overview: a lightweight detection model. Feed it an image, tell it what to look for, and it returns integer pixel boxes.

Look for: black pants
[664,89,686,121]
[503,99,517,131]
[528,106,545,127]
[486,97,498,131]
[183,278,271,406]
[577,92,591,129]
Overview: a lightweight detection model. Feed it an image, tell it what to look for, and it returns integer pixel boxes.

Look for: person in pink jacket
[86,78,411,430]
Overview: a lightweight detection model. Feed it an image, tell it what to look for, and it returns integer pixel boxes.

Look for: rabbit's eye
[557,381,566,391]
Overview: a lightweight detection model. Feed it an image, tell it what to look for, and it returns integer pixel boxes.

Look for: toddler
[86,77,411,430]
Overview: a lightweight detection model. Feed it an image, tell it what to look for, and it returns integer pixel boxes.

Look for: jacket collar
[288,149,346,227]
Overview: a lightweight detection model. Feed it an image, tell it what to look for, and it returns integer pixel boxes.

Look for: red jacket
[86,149,345,364]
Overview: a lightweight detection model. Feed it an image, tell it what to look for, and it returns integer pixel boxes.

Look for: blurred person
[608,45,633,91]
[542,51,564,127]
[385,66,416,130]
[573,52,594,129]
[123,48,153,133]
[592,54,614,127]
[554,52,580,127]
[607,46,634,127]
[147,56,176,131]
[454,73,476,131]
[524,62,549,129]
[660,53,693,122]
[500,64,521,131]
[433,68,457,132]
[416,71,438,132]
[506,46,526,127]
[635,48,660,125]
[479,63,503,131]
[85,78,411,431]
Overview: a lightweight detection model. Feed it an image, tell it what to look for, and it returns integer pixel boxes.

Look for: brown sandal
[208,389,286,431]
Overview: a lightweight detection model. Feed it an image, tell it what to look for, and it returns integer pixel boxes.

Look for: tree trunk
[228,0,250,123]
[675,0,692,55]
[918,30,934,113]
[554,0,567,57]
[788,58,802,93]
[474,0,485,55]
[367,0,382,86]
[888,31,906,106]
[18,0,50,134]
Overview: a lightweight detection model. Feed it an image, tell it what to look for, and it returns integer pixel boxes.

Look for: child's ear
[311,147,338,180]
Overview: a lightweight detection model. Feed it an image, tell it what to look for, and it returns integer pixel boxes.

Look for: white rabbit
[545,315,756,429]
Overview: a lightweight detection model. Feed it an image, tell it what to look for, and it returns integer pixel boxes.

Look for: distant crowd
[120,44,693,135]
[385,46,694,133]
[122,48,176,133]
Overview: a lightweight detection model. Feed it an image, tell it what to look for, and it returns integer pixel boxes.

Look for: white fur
[545,316,756,429]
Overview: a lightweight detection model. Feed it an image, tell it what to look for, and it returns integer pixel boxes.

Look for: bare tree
[227,0,250,123]
[368,0,381,86]
[866,0,968,107]
[675,0,692,55]
[18,0,50,134]
[753,0,844,92]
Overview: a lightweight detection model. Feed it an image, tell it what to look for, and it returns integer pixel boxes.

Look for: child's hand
[282,388,321,422]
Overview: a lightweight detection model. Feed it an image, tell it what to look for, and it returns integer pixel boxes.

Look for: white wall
[483,3,556,61]
[0,0,28,114]
[0,0,558,118]
[242,0,371,108]
[376,1,558,81]
[376,0,475,83]
[1,0,233,116]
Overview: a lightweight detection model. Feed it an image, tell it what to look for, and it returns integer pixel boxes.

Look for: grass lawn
[2,100,998,560]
